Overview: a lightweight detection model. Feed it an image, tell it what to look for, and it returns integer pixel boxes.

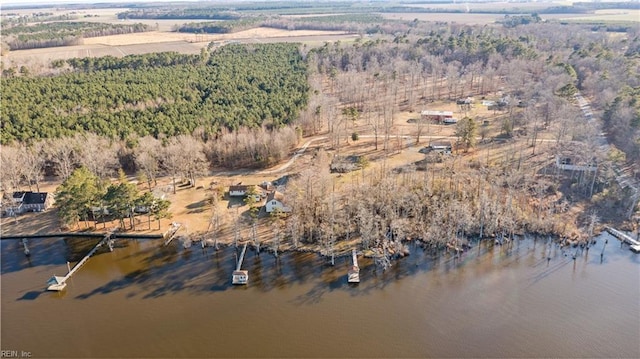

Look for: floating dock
[348,249,360,283]
[605,227,640,253]
[232,243,249,285]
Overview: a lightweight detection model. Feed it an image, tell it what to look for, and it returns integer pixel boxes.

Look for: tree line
[117,9,242,20]
[1,128,301,198]
[2,22,150,50]
[176,18,264,34]
[1,43,309,144]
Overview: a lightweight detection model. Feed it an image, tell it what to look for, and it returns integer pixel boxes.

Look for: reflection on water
[1,234,639,358]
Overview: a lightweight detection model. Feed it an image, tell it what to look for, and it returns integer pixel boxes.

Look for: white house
[265,191,291,214]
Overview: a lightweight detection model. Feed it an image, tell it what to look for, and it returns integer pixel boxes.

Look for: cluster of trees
[602,87,640,160]
[176,18,264,34]
[261,14,386,33]
[282,150,574,267]
[296,22,577,149]
[567,26,640,161]
[1,43,309,144]
[0,127,301,199]
[207,126,300,168]
[55,168,171,230]
[2,22,149,50]
[500,14,542,28]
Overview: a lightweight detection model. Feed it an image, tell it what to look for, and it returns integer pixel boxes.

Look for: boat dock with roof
[232,243,249,285]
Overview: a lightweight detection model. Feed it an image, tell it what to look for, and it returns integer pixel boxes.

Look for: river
[1,233,639,358]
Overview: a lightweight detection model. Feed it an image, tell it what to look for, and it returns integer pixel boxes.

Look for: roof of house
[23,192,48,205]
[229,185,250,192]
[12,191,26,199]
[430,140,452,148]
[266,191,286,203]
[421,110,453,116]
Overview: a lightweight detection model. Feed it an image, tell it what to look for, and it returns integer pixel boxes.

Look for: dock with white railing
[605,227,640,253]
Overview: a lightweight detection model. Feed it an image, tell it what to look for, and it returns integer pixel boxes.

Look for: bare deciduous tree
[45,136,78,180]
[0,145,24,192]
[22,142,45,192]
[75,133,119,179]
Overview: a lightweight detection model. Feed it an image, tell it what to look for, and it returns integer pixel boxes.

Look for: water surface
[2,234,639,358]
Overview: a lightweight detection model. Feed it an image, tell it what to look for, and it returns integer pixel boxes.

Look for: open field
[548,9,640,23]
[82,27,352,46]
[3,28,356,71]
[381,12,505,25]
[409,1,572,12]
[383,9,639,25]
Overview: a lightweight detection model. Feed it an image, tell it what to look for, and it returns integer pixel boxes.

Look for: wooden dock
[163,222,182,246]
[47,233,112,291]
[348,249,360,283]
[605,227,640,253]
[232,243,249,285]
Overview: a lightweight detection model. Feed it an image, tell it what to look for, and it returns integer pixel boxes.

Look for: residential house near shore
[421,110,455,124]
[265,191,291,213]
[4,191,52,215]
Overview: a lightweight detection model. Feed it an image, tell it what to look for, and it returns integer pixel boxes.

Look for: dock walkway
[47,233,112,291]
[605,227,640,253]
[348,249,360,283]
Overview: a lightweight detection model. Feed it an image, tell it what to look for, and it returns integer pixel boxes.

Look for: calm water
[1,234,639,358]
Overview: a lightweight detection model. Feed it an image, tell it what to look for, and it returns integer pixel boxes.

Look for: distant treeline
[1,43,308,144]
[177,14,387,35]
[573,2,640,10]
[176,18,264,34]
[117,9,242,20]
[262,14,386,33]
[3,22,149,51]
